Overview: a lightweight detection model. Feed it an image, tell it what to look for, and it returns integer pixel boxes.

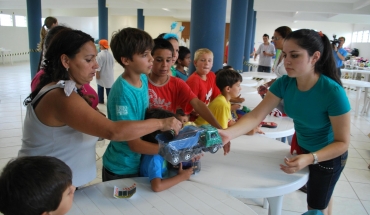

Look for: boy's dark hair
[285,29,341,86]
[152,38,174,56]
[216,69,242,92]
[176,108,187,117]
[0,156,72,215]
[110,27,154,68]
[176,46,190,64]
[263,34,269,39]
[223,65,233,70]
[142,108,176,143]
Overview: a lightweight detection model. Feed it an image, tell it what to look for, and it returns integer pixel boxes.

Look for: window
[15,15,27,27]
[357,31,363,43]
[363,30,369,43]
[0,14,13,26]
[352,32,358,43]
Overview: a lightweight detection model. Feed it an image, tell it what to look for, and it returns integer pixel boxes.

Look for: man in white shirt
[96,39,115,104]
[254,34,276,73]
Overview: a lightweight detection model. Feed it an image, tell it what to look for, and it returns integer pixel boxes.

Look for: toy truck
[156,124,223,165]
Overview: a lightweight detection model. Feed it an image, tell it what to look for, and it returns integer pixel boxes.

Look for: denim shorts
[303,149,348,210]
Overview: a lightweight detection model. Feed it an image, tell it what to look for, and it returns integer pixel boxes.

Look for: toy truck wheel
[172,156,180,164]
[210,145,219,154]
[184,153,192,161]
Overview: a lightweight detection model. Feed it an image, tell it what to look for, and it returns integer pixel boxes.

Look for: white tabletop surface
[342,79,370,88]
[67,177,257,215]
[240,86,257,95]
[240,72,277,80]
[241,79,258,87]
[239,94,295,139]
[260,115,295,139]
[190,135,308,215]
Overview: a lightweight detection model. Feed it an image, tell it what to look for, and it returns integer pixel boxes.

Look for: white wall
[1,8,361,63]
[253,17,353,50]
[352,24,370,60]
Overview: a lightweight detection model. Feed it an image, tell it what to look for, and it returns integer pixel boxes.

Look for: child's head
[175,109,189,124]
[216,69,242,98]
[157,33,179,66]
[176,46,191,68]
[284,29,340,85]
[110,27,154,69]
[223,65,234,70]
[99,39,109,50]
[194,48,213,75]
[151,38,174,77]
[0,156,74,215]
[142,108,177,143]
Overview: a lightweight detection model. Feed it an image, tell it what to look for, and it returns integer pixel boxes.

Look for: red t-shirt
[148,76,197,114]
[186,71,220,106]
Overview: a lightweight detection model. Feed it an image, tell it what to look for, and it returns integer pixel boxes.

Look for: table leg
[263,198,269,209]
[267,196,284,215]
[355,87,361,116]
[364,87,368,106]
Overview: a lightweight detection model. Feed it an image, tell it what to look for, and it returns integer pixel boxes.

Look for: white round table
[260,115,295,139]
[240,94,295,139]
[341,79,370,116]
[67,177,257,215]
[241,79,258,87]
[190,135,309,215]
[240,72,276,81]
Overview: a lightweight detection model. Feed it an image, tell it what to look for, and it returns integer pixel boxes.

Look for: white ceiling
[1,0,370,24]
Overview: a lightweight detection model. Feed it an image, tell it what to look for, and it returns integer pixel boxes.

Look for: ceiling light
[295,11,299,14]
[162,8,170,11]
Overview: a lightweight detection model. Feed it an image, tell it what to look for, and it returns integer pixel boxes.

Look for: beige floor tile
[343,168,370,183]
[346,157,370,170]
[361,200,370,214]
[0,136,22,148]
[332,197,368,215]
[333,180,359,199]
[351,182,370,201]
[348,148,363,158]
[0,145,20,159]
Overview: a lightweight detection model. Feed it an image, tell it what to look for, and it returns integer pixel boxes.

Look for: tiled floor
[1,62,370,215]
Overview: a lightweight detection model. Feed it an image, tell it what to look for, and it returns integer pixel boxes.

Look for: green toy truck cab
[198,124,223,153]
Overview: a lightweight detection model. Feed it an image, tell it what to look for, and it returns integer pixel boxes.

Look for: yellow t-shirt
[194,94,232,129]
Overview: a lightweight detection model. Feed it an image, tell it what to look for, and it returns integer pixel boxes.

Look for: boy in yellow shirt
[195,69,263,134]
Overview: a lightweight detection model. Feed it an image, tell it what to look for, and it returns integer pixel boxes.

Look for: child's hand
[231,104,241,111]
[178,163,193,180]
[160,117,182,135]
[191,153,203,162]
[190,110,199,117]
[231,95,245,103]
[246,125,264,135]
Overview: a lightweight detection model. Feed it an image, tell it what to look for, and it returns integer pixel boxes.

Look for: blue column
[243,0,254,72]
[189,0,227,74]
[26,0,42,79]
[137,9,144,30]
[228,0,249,72]
[98,0,108,40]
[250,11,257,55]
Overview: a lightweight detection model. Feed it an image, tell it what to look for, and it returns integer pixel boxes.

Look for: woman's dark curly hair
[24,29,94,106]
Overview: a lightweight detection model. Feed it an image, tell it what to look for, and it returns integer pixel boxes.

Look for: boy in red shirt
[148,39,221,130]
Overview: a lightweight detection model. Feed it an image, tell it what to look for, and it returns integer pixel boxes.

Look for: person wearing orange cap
[96,39,115,104]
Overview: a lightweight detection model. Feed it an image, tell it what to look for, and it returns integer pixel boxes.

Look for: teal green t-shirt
[102,74,149,175]
[269,75,350,152]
